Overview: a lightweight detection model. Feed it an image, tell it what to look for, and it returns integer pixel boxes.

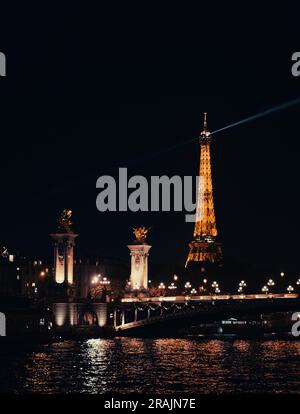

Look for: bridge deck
[121,293,298,303]
[116,294,300,334]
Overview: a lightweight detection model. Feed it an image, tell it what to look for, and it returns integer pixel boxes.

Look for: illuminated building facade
[185,113,222,266]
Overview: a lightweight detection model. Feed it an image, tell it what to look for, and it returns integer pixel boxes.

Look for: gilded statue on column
[132,226,150,243]
[58,209,73,233]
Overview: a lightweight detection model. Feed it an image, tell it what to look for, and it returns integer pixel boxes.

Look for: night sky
[0,3,300,272]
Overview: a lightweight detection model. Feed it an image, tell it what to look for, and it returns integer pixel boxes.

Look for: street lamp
[185,282,192,289]
[238,280,247,293]
[168,282,177,291]
[91,275,99,285]
[100,276,110,287]
[97,276,110,302]
[296,279,300,286]
[190,288,197,295]
[211,281,220,294]
[173,274,178,281]
[287,285,294,293]
[267,279,275,293]
[262,285,269,294]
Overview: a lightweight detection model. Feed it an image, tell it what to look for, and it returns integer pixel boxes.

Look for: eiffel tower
[185,113,222,267]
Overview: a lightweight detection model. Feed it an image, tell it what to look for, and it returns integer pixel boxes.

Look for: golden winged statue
[132,226,150,243]
[58,209,73,233]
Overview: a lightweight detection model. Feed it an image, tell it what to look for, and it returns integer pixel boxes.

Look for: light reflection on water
[1,338,300,393]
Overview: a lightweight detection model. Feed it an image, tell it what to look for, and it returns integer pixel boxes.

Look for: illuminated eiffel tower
[185,113,222,267]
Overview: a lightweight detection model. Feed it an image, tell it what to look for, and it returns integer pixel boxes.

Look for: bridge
[114,294,300,336]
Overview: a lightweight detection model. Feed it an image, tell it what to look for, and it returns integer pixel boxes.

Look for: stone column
[127,243,151,296]
[50,233,78,285]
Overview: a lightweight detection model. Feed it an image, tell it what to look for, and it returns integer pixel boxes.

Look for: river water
[1,338,300,393]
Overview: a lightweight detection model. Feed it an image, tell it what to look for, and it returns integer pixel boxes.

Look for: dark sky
[0,2,300,271]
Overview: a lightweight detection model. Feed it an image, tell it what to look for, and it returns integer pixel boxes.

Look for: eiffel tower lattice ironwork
[185,113,222,267]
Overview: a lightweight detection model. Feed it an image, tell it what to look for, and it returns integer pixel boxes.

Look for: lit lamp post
[262,285,269,294]
[287,285,294,294]
[90,275,100,299]
[296,279,300,287]
[91,275,100,285]
[267,279,275,294]
[100,276,110,287]
[99,276,111,302]
[91,274,111,300]
[168,282,177,294]
[190,288,197,295]
[211,281,219,294]
[184,282,191,294]
[238,280,246,294]
[158,282,166,296]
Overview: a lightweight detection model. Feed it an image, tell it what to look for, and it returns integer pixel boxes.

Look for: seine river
[1,338,300,393]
